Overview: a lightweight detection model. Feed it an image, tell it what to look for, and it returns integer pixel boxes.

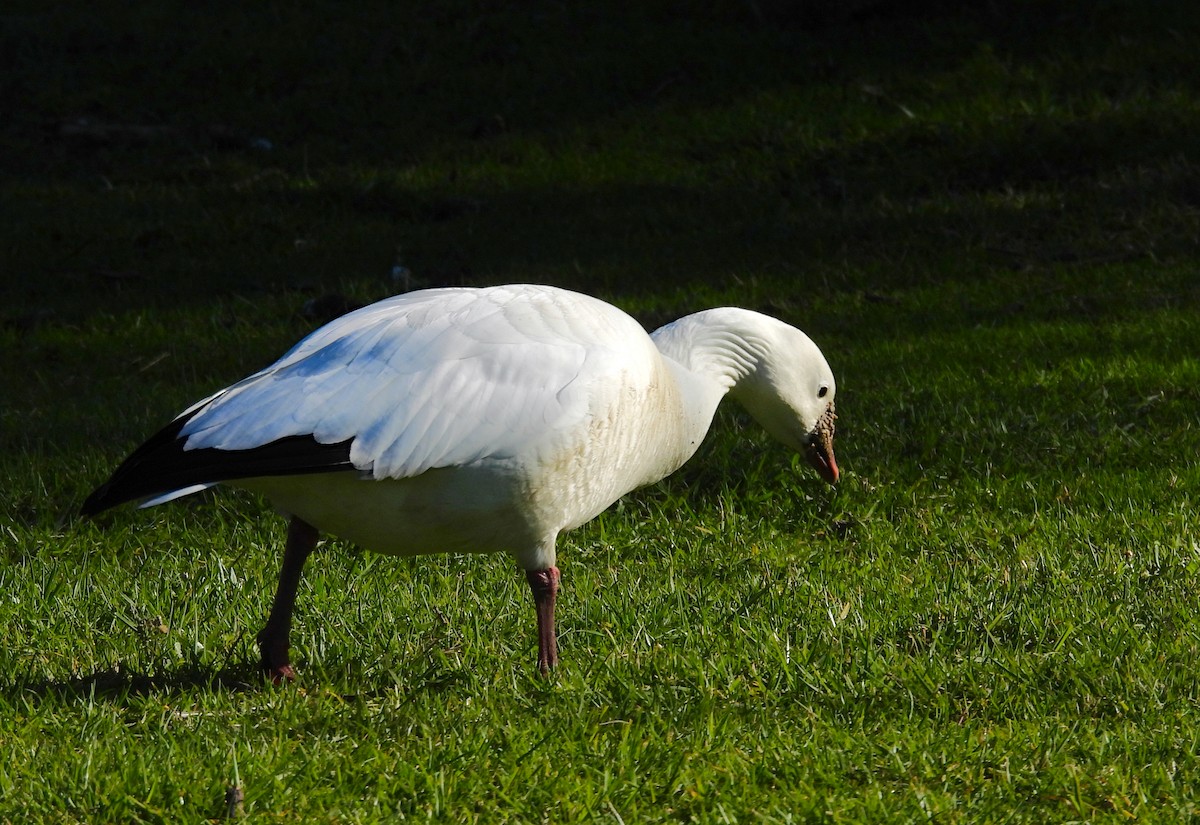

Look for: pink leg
[257,516,319,683]
[525,567,561,674]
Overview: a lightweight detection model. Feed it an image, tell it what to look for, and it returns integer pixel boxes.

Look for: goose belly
[236,467,541,558]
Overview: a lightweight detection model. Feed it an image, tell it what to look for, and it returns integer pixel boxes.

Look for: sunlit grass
[4,1,1200,822]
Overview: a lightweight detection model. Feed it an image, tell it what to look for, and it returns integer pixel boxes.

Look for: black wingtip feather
[81,409,355,517]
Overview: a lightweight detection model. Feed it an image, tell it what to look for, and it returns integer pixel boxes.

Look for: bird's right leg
[257,516,319,683]
[526,566,561,675]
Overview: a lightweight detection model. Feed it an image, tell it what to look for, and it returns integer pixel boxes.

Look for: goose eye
[817,385,828,398]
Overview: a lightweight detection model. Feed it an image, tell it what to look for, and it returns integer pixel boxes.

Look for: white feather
[138,483,217,508]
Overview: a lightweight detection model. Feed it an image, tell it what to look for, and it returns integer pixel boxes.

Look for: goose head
[726,316,839,484]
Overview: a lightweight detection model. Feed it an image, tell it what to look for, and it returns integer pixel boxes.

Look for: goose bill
[805,404,839,484]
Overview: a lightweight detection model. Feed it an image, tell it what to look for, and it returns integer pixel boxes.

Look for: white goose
[83,284,838,679]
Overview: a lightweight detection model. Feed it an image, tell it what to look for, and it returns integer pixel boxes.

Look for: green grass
[4,0,1200,821]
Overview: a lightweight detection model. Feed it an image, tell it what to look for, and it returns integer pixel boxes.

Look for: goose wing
[180,285,642,479]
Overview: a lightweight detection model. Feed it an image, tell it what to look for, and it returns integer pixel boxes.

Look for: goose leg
[257,516,319,683]
[525,567,560,674]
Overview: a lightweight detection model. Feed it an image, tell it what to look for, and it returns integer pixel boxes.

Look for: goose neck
[652,311,768,392]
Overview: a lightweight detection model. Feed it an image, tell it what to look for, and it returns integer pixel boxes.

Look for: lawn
[3,0,1200,821]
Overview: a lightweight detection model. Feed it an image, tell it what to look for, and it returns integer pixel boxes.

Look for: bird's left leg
[525,567,561,674]
[257,516,319,683]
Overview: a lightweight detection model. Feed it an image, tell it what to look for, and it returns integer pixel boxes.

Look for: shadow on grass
[6,1,1194,170]
[1,663,269,705]
[1,1,1198,335]
[11,138,1200,331]
[0,655,486,706]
